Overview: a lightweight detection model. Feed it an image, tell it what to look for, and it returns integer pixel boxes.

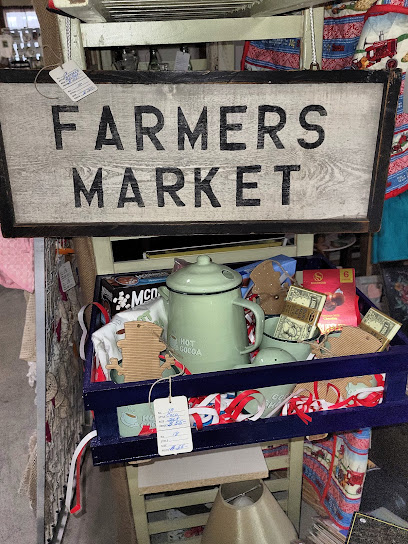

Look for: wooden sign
[0,69,400,237]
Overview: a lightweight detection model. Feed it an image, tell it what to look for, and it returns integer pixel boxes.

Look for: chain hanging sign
[0,69,400,237]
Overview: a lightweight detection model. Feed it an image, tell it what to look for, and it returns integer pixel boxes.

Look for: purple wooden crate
[84,256,408,465]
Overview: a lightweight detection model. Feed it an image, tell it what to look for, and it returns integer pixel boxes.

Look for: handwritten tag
[153,396,193,456]
[49,60,97,102]
[59,261,76,292]
[174,51,191,71]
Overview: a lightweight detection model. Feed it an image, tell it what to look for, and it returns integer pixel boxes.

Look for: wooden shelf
[53,0,325,23]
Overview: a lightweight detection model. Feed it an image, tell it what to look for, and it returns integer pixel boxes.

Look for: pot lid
[166,255,242,294]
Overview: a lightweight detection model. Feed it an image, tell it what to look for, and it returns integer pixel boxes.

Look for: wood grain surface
[0,70,400,236]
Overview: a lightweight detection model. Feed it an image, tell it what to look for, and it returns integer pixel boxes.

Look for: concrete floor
[2,283,317,544]
[0,286,37,544]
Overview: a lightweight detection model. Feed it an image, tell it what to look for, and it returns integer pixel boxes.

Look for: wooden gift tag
[106,321,175,383]
[250,260,288,315]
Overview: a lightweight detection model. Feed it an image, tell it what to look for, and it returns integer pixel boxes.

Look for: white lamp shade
[201,479,298,544]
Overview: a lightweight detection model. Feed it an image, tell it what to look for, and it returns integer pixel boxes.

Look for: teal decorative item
[117,364,178,437]
[261,316,316,361]
[236,348,296,418]
[159,255,265,374]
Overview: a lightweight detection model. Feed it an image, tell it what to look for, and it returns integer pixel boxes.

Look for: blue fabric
[372,189,408,263]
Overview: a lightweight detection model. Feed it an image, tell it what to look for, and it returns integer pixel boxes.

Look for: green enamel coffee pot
[158,255,265,374]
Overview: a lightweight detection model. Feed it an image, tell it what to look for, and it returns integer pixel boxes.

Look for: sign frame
[0,68,401,237]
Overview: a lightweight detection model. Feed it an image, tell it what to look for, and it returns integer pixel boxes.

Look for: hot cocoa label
[170,336,202,357]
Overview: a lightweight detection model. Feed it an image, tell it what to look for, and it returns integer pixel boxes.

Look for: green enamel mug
[261,316,317,361]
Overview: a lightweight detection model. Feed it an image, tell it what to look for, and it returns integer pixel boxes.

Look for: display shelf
[83,256,408,465]
[53,0,325,23]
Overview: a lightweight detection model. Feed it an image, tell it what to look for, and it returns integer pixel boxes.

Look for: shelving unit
[53,0,323,270]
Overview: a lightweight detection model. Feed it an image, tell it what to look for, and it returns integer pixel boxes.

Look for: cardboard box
[100,270,170,318]
[303,268,359,333]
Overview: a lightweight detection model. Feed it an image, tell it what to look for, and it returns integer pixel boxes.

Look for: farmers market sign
[0,69,400,237]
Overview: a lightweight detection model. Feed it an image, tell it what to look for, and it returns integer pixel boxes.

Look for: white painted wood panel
[0,81,383,227]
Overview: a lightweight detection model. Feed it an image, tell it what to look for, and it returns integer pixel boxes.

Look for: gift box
[234,254,296,298]
[100,269,170,318]
[83,256,408,465]
[303,268,360,332]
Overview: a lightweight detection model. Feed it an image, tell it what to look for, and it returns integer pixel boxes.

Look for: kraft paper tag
[174,51,190,71]
[58,261,76,292]
[154,396,193,456]
[49,60,97,102]
[359,322,389,348]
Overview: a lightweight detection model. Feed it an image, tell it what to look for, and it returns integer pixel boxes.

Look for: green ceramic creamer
[235,348,296,418]
[158,255,265,374]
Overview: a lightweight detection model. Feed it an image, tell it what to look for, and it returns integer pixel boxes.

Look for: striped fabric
[303,429,371,535]
[242,1,408,198]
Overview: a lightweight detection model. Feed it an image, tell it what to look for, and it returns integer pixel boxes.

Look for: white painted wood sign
[0,70,400,237]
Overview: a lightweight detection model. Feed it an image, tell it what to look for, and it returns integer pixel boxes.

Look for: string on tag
[148,363,186,413]
[309,6,320,70]
[66,17,72,62]
[34,45,64,99]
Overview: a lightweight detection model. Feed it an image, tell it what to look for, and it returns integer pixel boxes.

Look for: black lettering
[220,106,247,151]
[257,105,286,149]
[117,167,145,208]
[52,105,78,150]
[274,165,300,205]
[134,106,164,151]
[298,105,327,149]
[194,167,221,207]
[178,107,208,150]
[236,165,261,207]
[156,167,185,207]
[95,105,124,150]
[73,168,104,208]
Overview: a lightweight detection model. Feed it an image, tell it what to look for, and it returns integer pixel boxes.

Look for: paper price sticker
[174,50,191,71]
[50,60,97,102]
[153,396,193,456]
[59,261,76,292]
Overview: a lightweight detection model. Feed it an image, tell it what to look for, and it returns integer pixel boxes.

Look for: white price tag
[59,261,76,292]
[49,60,97,102]
[174,51,191,71]
[153,396,193,456]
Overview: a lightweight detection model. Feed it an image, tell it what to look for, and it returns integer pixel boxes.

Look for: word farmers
[52,104,327,152]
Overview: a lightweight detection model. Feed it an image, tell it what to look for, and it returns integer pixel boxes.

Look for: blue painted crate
[84,256,408,465]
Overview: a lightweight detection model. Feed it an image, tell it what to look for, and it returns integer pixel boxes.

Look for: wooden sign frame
[0,69,400,237]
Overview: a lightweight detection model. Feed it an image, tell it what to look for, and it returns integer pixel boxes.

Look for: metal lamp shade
[201,479,297,544]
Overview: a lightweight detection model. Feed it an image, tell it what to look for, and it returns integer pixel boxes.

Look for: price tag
[174,51,191,71]
[50,60,97,102]
[153,396,193,456]
[59,261,76,292]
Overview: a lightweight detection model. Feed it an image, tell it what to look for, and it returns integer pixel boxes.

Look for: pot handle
[158,285,169,301]
[233,298,265,354]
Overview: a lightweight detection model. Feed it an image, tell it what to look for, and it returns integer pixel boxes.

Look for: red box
[303,268,359,333]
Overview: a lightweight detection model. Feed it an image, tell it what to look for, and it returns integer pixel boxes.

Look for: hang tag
[174,51,190,71]
[59,261,76,292]
[153,396,193,456]
[49,60,97,102]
